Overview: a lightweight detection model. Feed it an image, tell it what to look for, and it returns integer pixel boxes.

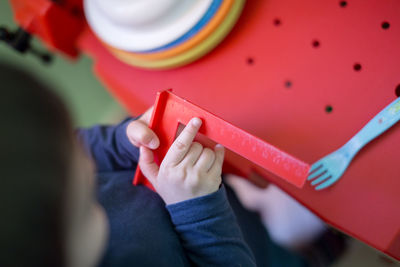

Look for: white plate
[84,0,213,52]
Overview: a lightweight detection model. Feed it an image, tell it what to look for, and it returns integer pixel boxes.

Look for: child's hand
[126,107,160,150]
[139,118,225,205]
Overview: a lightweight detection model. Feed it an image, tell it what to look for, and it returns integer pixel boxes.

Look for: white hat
[84,0,213,52]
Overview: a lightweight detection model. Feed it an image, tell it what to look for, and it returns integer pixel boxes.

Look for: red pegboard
[77,0,400,260]
[11,0,400,261]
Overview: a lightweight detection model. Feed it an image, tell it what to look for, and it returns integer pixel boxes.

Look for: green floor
[0,1,126,127]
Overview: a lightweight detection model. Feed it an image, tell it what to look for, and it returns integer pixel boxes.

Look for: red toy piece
[133,90,310,190]
[9,0,85,57]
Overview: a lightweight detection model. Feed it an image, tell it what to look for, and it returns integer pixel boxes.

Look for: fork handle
[346,97,400,155]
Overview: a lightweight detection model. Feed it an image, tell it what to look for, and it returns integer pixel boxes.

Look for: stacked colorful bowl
[84,0,245,70]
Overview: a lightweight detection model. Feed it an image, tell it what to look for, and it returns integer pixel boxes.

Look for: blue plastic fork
[308,97,400,190]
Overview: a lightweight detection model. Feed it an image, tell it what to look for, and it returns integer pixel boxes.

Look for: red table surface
[77,0,400,260]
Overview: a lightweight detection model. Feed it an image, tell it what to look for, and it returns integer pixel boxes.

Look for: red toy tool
[9,0,84,57]
[133,90,310,190]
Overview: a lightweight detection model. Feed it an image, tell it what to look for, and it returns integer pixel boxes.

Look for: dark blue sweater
[77,119,308,267]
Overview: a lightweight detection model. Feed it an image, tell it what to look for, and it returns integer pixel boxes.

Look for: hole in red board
[284,80,292,88]
[273,18,281,26]
[247,57,254,65]
[339,1,347,7]
[395,84,400,97]
[382,21,390,30]
[312,40,320,48]
[353,63,362,71]
[325,105,333,113]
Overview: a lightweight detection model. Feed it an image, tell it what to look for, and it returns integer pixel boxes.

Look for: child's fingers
[194,148,215,172]
[207,144,225,176]
[139,146,159,185]
[138,106,154,125]
[127,120,160,149]
[181,142,203,165]
[224,174,265,211]
[163,118,202,166]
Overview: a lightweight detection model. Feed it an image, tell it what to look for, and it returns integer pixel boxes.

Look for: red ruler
[133,90,310,189]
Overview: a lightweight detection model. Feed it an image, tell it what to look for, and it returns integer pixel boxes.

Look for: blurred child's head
[0,64,108,267]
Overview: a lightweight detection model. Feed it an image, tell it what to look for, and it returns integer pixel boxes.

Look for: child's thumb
[139,146,159,185]
[127,121,160,149]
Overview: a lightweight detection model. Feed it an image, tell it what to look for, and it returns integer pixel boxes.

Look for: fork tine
[309,162,323,174]
[315,177,339,190]
[311,173,331,186]
[308,167,326,180]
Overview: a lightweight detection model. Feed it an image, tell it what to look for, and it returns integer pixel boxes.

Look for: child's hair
[0,63,73,267]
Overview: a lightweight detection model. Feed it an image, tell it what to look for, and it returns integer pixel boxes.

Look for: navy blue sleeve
[76,118,140,172]
[166,185,257,267]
